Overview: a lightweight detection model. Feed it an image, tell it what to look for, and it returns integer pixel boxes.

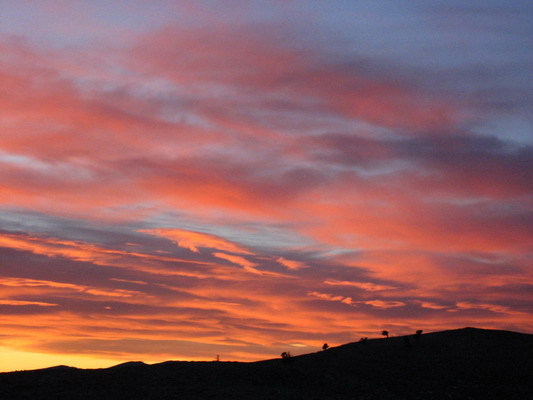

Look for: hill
[1,328,532,399]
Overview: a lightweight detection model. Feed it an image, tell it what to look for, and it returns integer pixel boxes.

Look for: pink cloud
[454,301,525,315]
[131,24,460,133]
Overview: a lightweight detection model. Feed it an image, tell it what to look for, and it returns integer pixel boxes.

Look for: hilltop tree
[381,330,389,338]
[322,343,329,351]
[280,351,293,364]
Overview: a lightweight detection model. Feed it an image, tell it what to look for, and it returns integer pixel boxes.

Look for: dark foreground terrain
[1,328,532,399]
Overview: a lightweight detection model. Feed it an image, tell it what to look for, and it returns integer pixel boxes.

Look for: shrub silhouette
[381,330,389,338]
[280,351,294,364]
[359,337,368,343]
[322,343,329,351]
[414,330,423,340]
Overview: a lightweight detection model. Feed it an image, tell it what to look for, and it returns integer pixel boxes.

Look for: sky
[0,0,532,372]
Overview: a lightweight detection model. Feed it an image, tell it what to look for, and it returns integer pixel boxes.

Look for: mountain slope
[1,328,532,399]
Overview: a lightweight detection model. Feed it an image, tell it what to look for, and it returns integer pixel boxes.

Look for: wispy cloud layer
[0,0,531,370]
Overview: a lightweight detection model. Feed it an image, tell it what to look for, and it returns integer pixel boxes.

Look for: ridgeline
[1,328,532,399]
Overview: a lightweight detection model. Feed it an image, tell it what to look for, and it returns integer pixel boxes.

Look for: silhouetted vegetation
[381,330,389,338]
[414,330,423,340]
[358,337,368,343]
[322,343,329,351]
[280,351,294,364]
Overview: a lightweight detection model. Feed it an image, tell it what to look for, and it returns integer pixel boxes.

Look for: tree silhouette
[280,351,293,364]
[381,330,389,338]
[414,330,423,340]
[322,343,329,351]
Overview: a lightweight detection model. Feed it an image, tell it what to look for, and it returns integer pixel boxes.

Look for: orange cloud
[212,252,290,278]
[0,277,83,290]
[307,291,354,305]
[363,300,406,309]
[416,301,449,310]
[277,257,308,270]
[213,252,256,269]
[0,300,58,307]
[140,228,252,254]
[324,280,397,292]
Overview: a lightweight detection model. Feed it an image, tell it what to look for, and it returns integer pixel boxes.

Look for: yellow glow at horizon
[0,347,125,373]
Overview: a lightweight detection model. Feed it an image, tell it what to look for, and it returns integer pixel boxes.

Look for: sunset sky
[1,0,532,372]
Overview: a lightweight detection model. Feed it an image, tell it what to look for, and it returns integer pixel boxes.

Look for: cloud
[277,257,308,270]
[0,277,83,290]
[416,301,449,310]
[307,291,351,304]
[0,231,210,273]
[0,300,58,307]
[213,252,256,270]
[140,228,252,254]
[454,301,525,315]
[324,279,397,291]
[363,300,406,309]
[302,132,533,198]
[129,22,462,135]
[307,291,405,309]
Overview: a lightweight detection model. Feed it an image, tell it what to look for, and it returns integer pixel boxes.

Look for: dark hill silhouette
[1,328,532,399]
